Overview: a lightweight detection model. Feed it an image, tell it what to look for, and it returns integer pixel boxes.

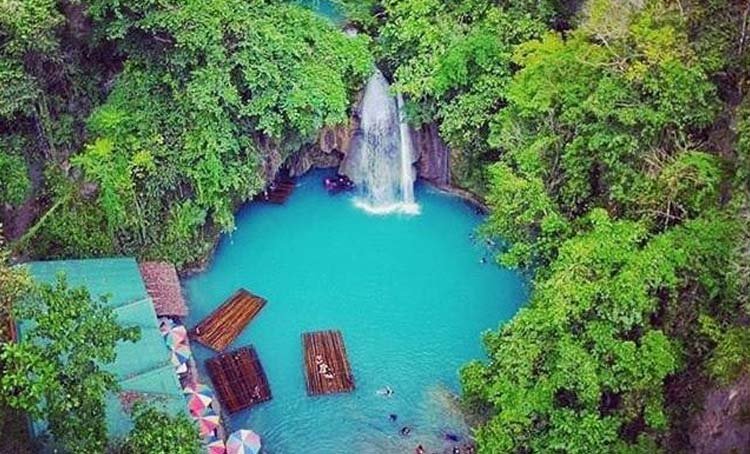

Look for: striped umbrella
[207,437,226,454]
[227,429,261,454]
[164,324,188,349]
[169,342,191,366]
[158,317,175,334]
[193,412,220,438]
[183,382,215,416]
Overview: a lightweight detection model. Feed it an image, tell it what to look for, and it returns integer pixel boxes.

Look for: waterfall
[397,93,416,208]
[345,71,420,215]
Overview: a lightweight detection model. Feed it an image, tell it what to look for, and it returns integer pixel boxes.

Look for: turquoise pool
[294,0,345,23]
[184,170,526,453]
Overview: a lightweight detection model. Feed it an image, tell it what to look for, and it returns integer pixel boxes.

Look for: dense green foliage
[0,230,33,450]
[0,275,139,453]
[0,143,31,205]
[0,231,30,342]
[2,0,372,265]
[0,0,105,209]
[380,0,558,192]
[349,0,750,451]
[396,1,750,452]
[120,403,201,454]
[2,0,749,452]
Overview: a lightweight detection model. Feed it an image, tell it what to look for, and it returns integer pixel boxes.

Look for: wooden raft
[256,180,296,204]
[303,330,355,396]
[190,289,266,352]
[206,346,272,414]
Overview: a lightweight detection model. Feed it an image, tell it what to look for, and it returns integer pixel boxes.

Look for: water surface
[185,170,526,453]
[294,0,345,23]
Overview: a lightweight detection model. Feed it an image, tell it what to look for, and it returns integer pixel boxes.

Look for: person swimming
[444,432,460,442]
[415,445,425,454]
[389,414,398,422]
[400,426,412,436]
[376,386,394,396]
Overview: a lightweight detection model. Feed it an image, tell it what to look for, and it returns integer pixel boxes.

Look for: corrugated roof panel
[110,299,172,380]
[106,364,187,438]
[24,257,149,309]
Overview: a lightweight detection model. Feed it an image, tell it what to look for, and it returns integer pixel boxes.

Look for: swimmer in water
[376,386,394,396]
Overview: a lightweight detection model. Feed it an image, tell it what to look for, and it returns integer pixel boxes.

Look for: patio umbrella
[158,317,175,334]
[207,437,227,454]
[183,382,215,415]
[193,412,220,438]
[163,324,188,349]
[226,429,261,454]
[169,342,191,366]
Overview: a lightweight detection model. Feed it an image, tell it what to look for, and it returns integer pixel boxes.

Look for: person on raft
[315,354,335,379]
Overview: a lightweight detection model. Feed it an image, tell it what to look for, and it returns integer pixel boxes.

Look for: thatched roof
[139,262,188,317]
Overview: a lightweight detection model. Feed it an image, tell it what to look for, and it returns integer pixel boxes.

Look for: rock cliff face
[690,375,750,453]
[410,122,450,185]
[287,120,358,177]
[257,134,284,183]
[281,109,458,203]
[284,117,453,185]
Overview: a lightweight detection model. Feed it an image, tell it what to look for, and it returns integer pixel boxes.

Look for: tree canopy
[2,0,372,265]
[1,0,749,452]
[0,275,139,453]
[119,402,201,454]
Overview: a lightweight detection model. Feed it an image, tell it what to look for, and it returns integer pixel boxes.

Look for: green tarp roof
[20,257,186,439]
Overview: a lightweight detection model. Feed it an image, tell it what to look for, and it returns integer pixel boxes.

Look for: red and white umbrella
[163,324,188,348]
[207,437,227,454]
[183,382,214,416]
[226,429,261,454]
[169,342,192,366]
[193,412,220,438]
[158,317,175,334]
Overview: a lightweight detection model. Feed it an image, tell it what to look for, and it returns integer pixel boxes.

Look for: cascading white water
[397,93,416,208]
[344,71,420,215]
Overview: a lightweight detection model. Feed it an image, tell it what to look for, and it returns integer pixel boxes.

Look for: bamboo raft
[303,330,355,396]
[206,346,272,414]
[190,289,266,352]
[256,180,296,204]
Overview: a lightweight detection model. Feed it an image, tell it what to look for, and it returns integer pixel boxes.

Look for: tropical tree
[0,275,139,453]
[120,402,202,454]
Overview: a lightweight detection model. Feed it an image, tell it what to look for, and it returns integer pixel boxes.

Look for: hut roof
[139,261,188,317]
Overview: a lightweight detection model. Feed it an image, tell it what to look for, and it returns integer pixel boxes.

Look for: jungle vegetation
[1,0,749,452]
